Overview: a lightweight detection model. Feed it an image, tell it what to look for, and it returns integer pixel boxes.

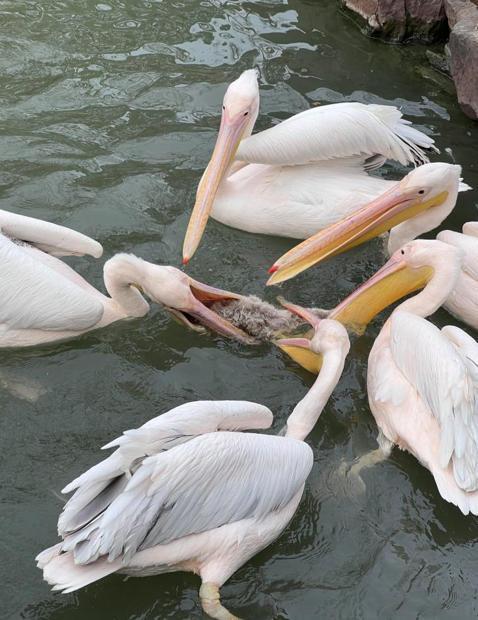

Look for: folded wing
[237,103,435,167]
[58,431,312,567]
[58,400,274,536]
[0,209,102,257]
[0,234,104,331]
[390,312,478,492]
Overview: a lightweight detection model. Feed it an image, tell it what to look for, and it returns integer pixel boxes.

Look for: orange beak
[267,184,448,285]
[275,298,324,373]
[182,109,251,264]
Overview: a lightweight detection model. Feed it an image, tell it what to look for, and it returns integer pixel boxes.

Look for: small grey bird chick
[211,295,328,342]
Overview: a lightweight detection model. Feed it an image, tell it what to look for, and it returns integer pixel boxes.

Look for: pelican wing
[0,209,102,258]
[437,229,478,282]
[390,312,478,491]
[236,103,435,167]
[58,400,273,536]
[0,234,104,331]
[58,432,312,566]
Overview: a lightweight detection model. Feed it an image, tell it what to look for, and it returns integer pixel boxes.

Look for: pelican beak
[267,184,448,285]
[165,278,257,345]
[275,298,323,374]
[328,254,434,334]
[182,110,251,264]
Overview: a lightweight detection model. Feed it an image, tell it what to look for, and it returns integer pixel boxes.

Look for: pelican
[266,162,469,284]
[182,69,437,263]
[265,168,477,332]
[436,222,478,330]
[37,316,350,619]
[285,239,478,514]
[0,210,257,347]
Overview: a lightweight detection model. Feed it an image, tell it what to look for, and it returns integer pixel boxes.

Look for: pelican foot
[335,460,367,496]
[200,582,241,620]
[336,441,392,496]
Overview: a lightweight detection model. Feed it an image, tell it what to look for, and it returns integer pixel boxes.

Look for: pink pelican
[182,69,437,263]
[308,239,478,515]
[0,210,255,347]
[266,162,469,284]
[265,169,476,331]
[37,315,350,619]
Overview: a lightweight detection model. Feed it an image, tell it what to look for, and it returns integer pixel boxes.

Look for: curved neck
[103,255,151,318]
[387,191,458,255]
[398,259,459,318]
[285,349,345,441]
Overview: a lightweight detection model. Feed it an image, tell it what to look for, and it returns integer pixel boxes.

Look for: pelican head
[183,69,260,264]
[273,239,461,373]
[267,162,464,285]
[328,238,462,334]
[275,299,350,373]
[120,261,257,344]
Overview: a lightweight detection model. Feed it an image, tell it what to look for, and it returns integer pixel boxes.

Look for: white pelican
[317,239,478,515]
[436,222,478,330]
[37,316,350,619]
[0,210,254,347]
[182,69,437,263]
[266,161,469,284]
[265,169,478,333]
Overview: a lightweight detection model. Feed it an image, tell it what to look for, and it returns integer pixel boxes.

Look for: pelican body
[0,209,254,348]
[182,69,436,262]
[37,318,350,619]
[331,240,478,515]
[436,222,478,330]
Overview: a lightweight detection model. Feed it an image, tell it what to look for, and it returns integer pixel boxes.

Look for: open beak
[328,255,433,334]
[182,110,251,264]
[275,298,323,374]
[267,184,448,285]
[165,278,257,345]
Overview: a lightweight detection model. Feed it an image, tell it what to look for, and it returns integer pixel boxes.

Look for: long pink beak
[182,110,250,264]
[266,183,447,285]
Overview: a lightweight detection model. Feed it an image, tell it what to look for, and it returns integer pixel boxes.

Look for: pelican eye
[400,249,405,255]
[418,189,425,195]
[243,111,248,116]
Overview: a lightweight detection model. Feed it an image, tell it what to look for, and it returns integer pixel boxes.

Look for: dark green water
[1,1,477,618]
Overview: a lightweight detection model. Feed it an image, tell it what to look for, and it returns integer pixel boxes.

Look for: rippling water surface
[1,1,477,618]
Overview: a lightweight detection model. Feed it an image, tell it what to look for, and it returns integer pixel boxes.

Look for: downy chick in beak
[182,70,260,264]
[144,265,256,344]
[267,163,467,285]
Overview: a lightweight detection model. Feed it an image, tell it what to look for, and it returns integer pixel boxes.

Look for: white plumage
[390,312,478,491]
[0,235,104,331]
[360,240,478,515]
[182,69,437,262]
[37,320,350,618]
[0,211,257,347]
[436,223,478,330]
[237,102,434,167]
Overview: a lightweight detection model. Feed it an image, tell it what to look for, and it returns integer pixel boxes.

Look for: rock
[342,0,448,42]
[447,11,478,119]
[426,49,450,74]
[444,0,478,27]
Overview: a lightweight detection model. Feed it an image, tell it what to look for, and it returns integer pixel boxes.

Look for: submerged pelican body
[182,69,437,262]
[37,318,350,619]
